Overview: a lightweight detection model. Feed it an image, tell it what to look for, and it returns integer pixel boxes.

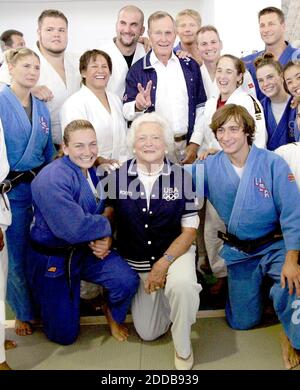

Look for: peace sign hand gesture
[135,80,152,111]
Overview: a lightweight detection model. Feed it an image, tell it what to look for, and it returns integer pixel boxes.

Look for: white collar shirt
[150,51,189,136]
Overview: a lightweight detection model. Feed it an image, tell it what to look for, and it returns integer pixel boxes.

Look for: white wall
[214,0,281,57]
[0,0,281,56]
[0,0,206,54]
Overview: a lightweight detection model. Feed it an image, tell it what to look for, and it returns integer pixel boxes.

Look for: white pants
[0,233,8,363]
[131,245,202,358]
[204,201,227,278]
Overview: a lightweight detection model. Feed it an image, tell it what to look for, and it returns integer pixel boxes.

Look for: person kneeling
[106,113,202,370]
[27,120,139,345]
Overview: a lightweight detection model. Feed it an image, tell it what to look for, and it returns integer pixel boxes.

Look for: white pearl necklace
[137,163,164,176]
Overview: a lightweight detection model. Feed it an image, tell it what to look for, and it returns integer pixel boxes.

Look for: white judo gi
[35,45,81,144]
[200,64,257,100]
[275,142,300,189]
[99,40,145,100]
[190,86,267,151]
[60,85,127,161]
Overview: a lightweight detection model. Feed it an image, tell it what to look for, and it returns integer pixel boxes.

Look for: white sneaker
[174,348,194,370]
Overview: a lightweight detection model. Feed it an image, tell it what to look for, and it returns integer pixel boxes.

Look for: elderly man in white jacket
[0,120,13,370]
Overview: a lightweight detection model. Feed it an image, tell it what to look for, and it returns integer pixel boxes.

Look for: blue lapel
[263,96,296,150]
[227,145,259,235]
[63,156,99,214]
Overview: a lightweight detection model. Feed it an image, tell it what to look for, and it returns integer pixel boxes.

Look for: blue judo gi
[194,145,300,349]
[0,85,54,321]
[261,96,296,150]
[243,43,297,102]
[27,156,139,345]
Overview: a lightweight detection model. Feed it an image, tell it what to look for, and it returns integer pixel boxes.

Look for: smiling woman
[106,112,201,370]
[26,118,139,346]
[254,53,296,150]
[0,47,54,338]
[60,49,128,173]
[61,119,98,175]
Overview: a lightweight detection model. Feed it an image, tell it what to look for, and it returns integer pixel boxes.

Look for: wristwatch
[163,253,175,263]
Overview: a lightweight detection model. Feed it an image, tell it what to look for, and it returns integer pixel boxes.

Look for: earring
[133,148,136,154]
[165,150,168,154]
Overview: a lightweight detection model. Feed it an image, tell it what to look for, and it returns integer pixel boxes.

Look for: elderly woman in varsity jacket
[105,112,201,370]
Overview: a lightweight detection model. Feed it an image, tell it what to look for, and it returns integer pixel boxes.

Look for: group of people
[0,4,300,371]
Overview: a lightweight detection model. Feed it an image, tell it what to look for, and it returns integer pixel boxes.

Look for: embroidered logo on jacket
[254,178,270,198]
[39,116,49,134]
[120,189,133,197]
[182,57,191,65]
[163,187,179,201]
[288,173,296,182]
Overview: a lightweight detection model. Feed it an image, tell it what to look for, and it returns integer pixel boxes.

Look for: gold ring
[155,286,160,290]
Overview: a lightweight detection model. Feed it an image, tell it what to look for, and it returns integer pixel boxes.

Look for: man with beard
[0,9,81,147]
[100,5,146,100]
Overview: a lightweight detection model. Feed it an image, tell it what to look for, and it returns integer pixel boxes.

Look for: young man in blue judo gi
[194,104,300,369]
[27,119,139,345]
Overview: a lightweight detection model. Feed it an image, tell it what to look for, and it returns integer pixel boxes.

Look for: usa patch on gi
[254,178,270,198]
[39,116,49,134]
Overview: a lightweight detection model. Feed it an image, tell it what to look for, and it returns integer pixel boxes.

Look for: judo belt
[0,180,10,210]
[217,228,283,254]
[248,94,263,121]
[174,134,187,142]
[3,164,45,193]
[31,240,87,301]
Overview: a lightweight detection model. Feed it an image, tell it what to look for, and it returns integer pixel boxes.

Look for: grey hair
[127,112,174,155]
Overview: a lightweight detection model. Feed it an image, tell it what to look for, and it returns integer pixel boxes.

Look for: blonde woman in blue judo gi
[0,47,54,336]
